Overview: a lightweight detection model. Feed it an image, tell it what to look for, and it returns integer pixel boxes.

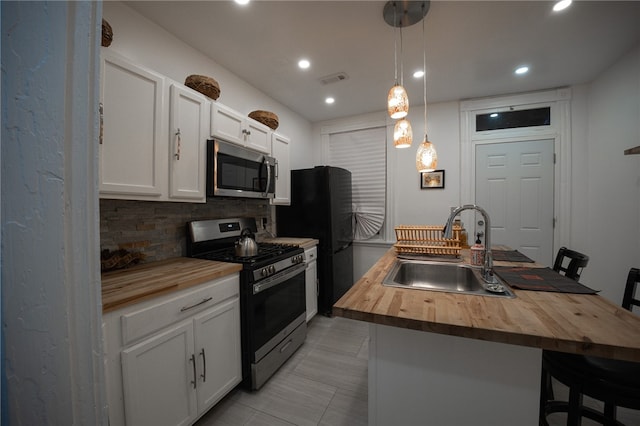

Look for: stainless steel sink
[382,259,516,298]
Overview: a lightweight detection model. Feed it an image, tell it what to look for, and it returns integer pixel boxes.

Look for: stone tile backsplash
[100,198,274,263]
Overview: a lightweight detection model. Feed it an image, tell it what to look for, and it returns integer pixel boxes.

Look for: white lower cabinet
[104,274,241,426]
[304,246,318,321]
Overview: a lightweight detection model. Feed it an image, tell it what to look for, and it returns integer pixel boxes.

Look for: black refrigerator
[276,166,353,316]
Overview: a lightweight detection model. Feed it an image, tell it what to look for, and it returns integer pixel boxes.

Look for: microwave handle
[263,157,272,198]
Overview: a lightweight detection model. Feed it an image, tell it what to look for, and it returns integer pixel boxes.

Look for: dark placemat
[494,266,599,294]
[491,249,535,263]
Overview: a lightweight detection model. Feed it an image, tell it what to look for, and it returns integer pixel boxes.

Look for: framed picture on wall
[420,170,445,189]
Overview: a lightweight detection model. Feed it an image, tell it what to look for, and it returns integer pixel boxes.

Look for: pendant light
[387,2,409,120]
[415,1,438,172]
[393,118,413,148]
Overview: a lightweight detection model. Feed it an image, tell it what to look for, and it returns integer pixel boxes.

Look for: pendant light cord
[399,16,404,87]
[393,3,398,84]
[422,2,428,139]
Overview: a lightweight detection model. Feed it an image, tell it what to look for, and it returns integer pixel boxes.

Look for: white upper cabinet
[99,50,207,203]
[168,83,209,201]
[100,51,167,199]
[210,103,271,154]
[270,132,291,205]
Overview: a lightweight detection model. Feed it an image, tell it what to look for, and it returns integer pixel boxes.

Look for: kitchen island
[333,248,640,425]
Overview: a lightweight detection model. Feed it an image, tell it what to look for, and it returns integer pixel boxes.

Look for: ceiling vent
[319,72,349,85]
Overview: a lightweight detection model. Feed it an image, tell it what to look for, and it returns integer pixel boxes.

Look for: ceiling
[127,1,640,123]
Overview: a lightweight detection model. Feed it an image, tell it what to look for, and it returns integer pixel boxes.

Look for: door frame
[459,88,573,254]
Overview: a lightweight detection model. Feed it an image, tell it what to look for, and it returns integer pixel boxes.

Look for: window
[476,107,551,131]
[328,126,387,241]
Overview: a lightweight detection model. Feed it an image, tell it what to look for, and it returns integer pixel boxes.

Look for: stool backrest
[553,247,589,281]
[622,267,640,312]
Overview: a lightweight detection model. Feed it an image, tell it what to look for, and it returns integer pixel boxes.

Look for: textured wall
[100,198,274,263]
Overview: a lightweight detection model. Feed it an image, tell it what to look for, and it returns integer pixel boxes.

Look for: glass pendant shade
[393,119,413,148]
[416,137,438,171]
[387,85,409,119]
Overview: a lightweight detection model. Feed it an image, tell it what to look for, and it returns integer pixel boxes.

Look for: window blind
[328,126,386,240]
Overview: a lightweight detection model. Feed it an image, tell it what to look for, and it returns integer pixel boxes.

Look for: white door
[475,139,554,265]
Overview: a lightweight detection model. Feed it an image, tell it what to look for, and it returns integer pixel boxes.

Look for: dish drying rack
[394,225,462,257]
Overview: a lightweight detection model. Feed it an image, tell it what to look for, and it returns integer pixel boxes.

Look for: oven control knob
[269,265,276,274]
[261,268,268,277]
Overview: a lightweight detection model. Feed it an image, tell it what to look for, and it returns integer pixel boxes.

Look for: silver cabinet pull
[189,354,196,389]
[199,348,207,382]
[99,103,104,145]
[174,128,181,160]
[180,297,213,312]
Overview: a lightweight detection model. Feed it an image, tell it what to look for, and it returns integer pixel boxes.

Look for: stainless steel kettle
[235,228,258,257]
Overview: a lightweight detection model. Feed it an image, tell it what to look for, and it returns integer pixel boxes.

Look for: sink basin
[382,259,516,298]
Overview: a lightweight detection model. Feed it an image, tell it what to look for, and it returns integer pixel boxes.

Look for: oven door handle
[253,263,306,295]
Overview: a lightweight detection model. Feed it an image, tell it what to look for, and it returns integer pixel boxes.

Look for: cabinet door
[193,297,242,412]
[270,133,291,205]
[100,52,166,198]
[169,84,208,202]
[210,102,245,145]
[246,119,271,154]
[121,321,197,426]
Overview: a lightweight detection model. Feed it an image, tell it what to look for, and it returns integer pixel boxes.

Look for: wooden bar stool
[540,267,640,426]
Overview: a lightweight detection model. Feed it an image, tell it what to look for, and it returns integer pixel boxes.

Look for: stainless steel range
[186,218,306,390]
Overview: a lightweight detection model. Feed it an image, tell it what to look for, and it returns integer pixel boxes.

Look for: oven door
[248,262,306,362]
[207,139,276,199]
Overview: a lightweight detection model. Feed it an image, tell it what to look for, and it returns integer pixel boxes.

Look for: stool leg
[567,386,583,426]
[603,402,617,426]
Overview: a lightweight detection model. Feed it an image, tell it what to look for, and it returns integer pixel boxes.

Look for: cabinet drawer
[121,274,239,346]
[305,246,317,262]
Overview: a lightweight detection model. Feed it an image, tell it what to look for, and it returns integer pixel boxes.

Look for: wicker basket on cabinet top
[248,110,279,130]
[394,225,462,257]
[185,74,220,100]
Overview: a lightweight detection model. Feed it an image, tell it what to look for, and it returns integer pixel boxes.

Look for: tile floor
[195,315,369,426]
[196,315,639,426]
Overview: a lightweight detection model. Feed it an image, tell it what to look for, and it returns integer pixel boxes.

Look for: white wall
[579,44,640,304]
[103,1,314,170]
[1,2,105,424]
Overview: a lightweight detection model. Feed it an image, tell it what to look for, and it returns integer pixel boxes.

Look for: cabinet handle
[180,296,213,312]
[279,338,293,354]
[99,103,104,145]
[174,128,181,160]
[275,160,279,179]
[242,129,251,136]
[189,354,196,389]
[199,348,207,382]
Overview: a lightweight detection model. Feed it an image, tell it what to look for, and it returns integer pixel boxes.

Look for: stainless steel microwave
[206,139,276,199]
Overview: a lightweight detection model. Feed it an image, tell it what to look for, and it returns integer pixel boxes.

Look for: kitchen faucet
[443,204,496,284]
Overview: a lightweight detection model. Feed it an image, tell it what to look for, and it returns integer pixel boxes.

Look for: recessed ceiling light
[553,0,572,12]
[413,70,425,78]
[298,59,310,69]
[325,97,335,104]
[234,0,250,5]
[515,66,529,75]
[490,113,499,118]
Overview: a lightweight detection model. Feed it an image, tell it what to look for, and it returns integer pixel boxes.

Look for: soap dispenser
[470,233,485,266]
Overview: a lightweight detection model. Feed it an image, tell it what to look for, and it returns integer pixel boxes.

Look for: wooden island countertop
[333,248,640,362]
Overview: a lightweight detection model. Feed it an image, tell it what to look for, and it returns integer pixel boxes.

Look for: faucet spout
[443,204,495,284]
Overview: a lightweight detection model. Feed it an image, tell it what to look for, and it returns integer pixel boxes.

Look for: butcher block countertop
[101,258,242,313]
[333,248,640,362]
[262,237,319,250]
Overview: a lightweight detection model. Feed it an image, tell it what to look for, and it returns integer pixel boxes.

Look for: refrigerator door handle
[335,242,353,253]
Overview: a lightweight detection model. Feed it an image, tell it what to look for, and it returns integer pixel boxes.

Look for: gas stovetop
[195,243,301,266]
[186,218,304,272]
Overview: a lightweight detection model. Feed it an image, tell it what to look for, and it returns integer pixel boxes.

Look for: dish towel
[494,266,599,294]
